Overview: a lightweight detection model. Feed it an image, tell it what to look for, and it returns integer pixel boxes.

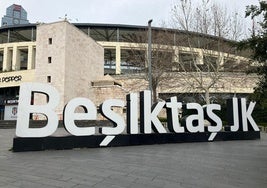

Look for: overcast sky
[0,0,261,26]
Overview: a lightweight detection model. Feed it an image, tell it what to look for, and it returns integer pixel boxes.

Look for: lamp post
[148,19,153,99]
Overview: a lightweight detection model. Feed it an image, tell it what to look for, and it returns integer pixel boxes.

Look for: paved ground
[0,129,267,188]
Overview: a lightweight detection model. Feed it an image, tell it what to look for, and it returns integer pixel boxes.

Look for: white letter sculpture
[16,83,59,137]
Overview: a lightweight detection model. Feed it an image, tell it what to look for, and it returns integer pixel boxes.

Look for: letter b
[16,83,60,137]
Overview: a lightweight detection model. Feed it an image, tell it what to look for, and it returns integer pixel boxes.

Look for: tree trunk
[205,89,210,104]
[152,86,157,103]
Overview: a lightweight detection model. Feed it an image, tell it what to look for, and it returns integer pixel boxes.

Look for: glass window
[9,28,35,42]
[104,49,116,75]
[119,28,146,43]
[202,55,220,72]
[20,49,28,70]
[0,30,8,43]
[0,51,3,71]
[13,11,20,19]
[223,58,249,72]
[89,27,117,41]
[179,52,198,72]
[121,49,146,74]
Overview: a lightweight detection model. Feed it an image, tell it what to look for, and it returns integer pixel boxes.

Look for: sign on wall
[0,75,22,83]
[0,70,35,88]
[4,105,18,120]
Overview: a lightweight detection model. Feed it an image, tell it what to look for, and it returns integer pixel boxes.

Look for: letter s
[99,99,125,135]
[206,104,222,132]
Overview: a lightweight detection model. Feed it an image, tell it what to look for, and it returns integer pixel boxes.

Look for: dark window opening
[48,57,52,63]
[47,76,51,83]
[48,38,52,44]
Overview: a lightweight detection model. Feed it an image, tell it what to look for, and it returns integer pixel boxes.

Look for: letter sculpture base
[13,131,260,152]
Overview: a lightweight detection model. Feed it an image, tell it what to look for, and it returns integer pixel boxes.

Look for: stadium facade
[0,20,258,120]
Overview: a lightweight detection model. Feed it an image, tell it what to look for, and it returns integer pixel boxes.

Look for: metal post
[87,27,90,37]
[117,28,120,42]
[7,29,10,43]
[148,19,153,96]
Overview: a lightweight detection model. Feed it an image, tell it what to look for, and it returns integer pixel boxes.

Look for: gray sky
[0,0,260,26]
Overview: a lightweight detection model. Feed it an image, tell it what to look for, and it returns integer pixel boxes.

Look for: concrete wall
[35,21,104,118]
[35,21,67,115]
[90,85,128,106]
[64,22,104,102]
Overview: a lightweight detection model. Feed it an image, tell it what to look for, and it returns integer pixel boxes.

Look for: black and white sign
[0,75,22,83]
[4,105,18,120]
[15,83,259,145]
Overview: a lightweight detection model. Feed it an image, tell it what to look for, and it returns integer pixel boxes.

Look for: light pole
[148,19,153,99]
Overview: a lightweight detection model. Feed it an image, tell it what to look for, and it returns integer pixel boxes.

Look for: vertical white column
[3,46,12,71]
[219,52,224,71]
[172,47,179,71]
[219,52,224,65]
[12,45,20,71]
[197,50,204,65]
[173,47,179,63]
[27,45,35,69]
[115,45,121,74]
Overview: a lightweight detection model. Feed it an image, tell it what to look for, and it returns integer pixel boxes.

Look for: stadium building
[0,19,258,120]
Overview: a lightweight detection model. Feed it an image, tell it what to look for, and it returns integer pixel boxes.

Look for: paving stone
[0,129,267,188]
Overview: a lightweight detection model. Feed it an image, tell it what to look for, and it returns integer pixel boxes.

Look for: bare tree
[172,0,246,40]
[168,0,251,104]
[229,12,246,41]
[125,29,174,103]
[172,46,225,104]
[123,0,250,104]
[171,0,193,31]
